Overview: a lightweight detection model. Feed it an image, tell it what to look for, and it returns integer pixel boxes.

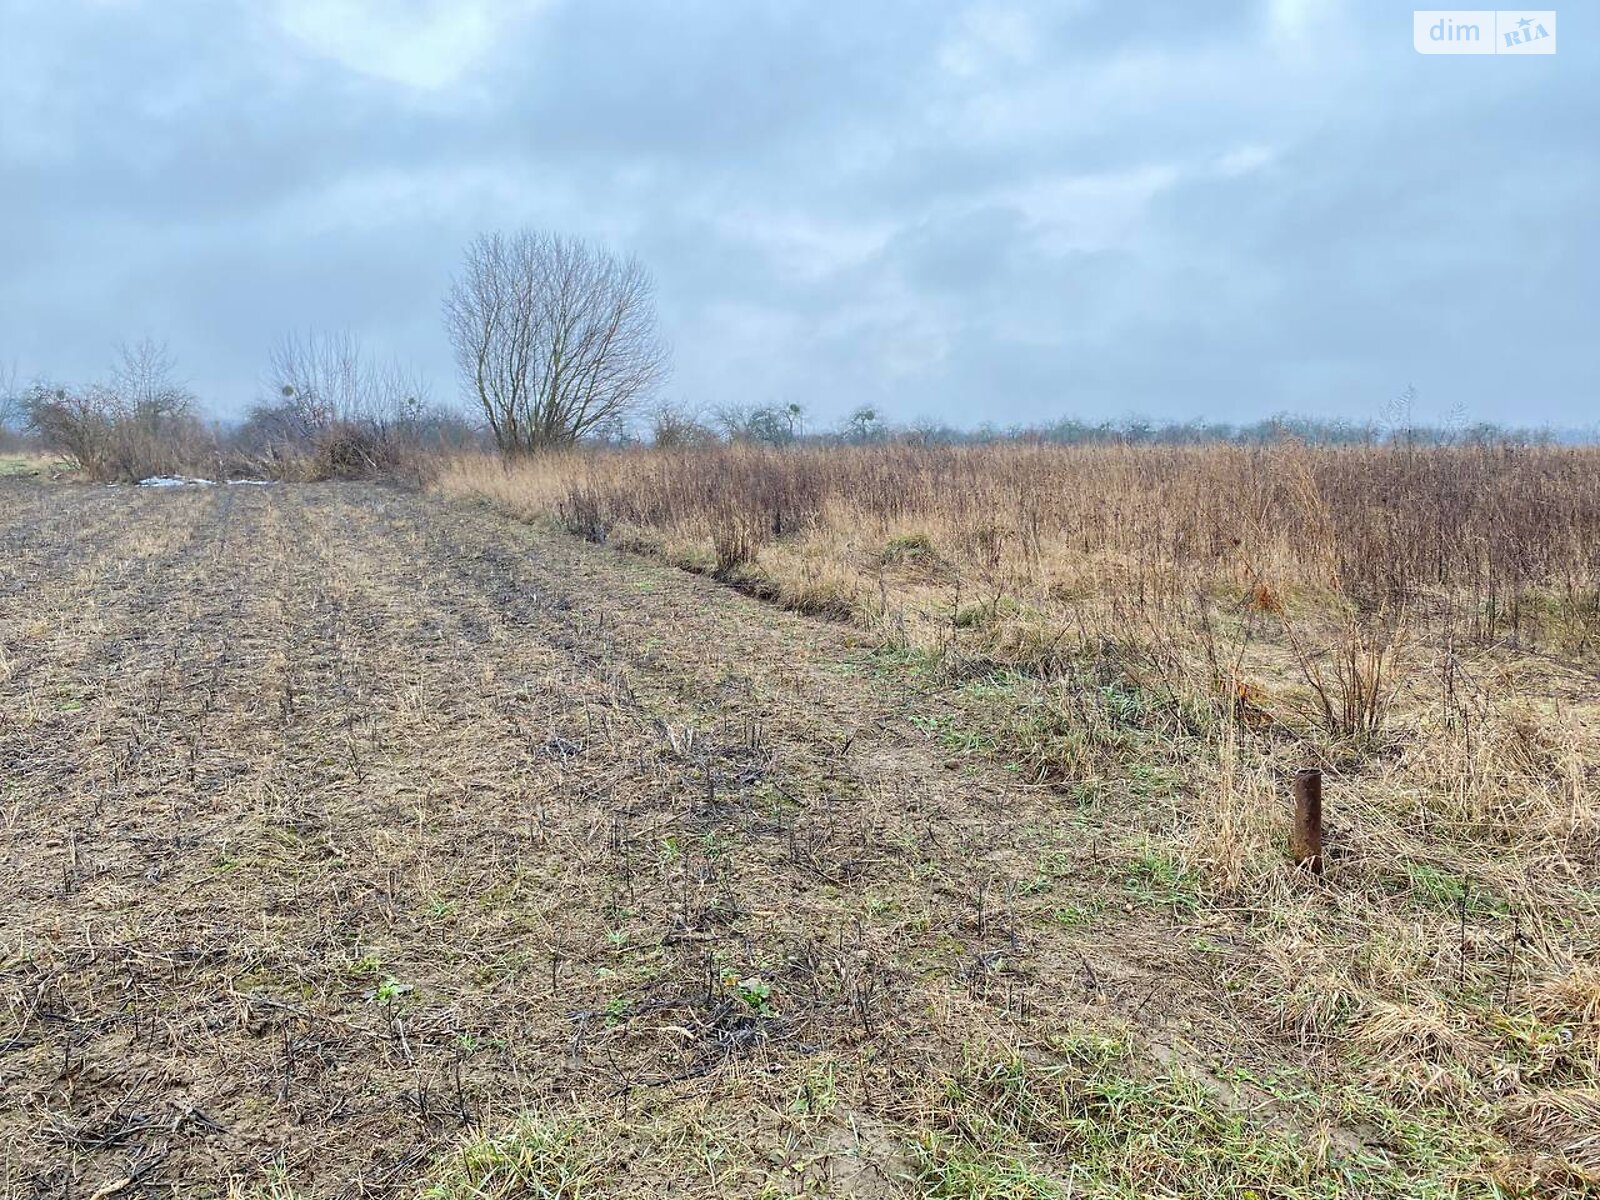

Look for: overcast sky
[1,1,1594,429]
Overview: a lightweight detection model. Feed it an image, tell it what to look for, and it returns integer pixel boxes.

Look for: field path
[1,483,1222,1197]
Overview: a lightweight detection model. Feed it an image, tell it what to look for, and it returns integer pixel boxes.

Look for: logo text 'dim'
[1414,10,1556,53]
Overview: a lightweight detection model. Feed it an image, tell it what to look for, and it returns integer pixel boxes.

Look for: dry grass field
[3,448,1598,1197]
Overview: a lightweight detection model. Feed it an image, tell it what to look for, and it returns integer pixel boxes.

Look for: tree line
[1,228,1579,478]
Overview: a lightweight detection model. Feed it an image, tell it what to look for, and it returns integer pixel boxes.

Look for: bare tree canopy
[443,230,668,454]
[110,338,194,421]
[248,329,449,476]
[264,330,430,437]
[0,358,19,433]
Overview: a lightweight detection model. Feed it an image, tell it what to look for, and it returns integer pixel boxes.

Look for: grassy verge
[237,1025,1530,1198]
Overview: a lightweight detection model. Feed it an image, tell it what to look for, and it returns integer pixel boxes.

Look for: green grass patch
[882,531,937,565]
[419,1117,595,1199]
[1122,846,1202,916]
[1397,861,1510,918]
[913,1031,1504,1200]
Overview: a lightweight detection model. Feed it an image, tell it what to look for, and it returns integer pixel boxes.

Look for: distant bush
[712,402,805,447]
[21,342,214,481]
[648,401,720,450]
[11,335,486,485]
[232,330,481,481]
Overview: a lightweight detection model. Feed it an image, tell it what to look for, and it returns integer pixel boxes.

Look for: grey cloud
[1,0,1594,427]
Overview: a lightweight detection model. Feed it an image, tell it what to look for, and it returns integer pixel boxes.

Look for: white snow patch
[137,476,215,488]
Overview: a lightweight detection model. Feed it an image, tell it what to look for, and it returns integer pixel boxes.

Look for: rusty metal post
[1292,768,1323,876]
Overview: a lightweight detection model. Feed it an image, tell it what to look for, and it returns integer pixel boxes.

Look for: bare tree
[443,230,668,454]
[715,401,804,446]
[649,399,718,449]
[250,330,443,476]
[264,329,432,428]
[266,330,372,436]
[0,359,19,435]
[841,405,885,444]
[111,338,194,421]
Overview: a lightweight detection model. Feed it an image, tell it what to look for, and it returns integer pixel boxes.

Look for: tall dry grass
[442,441,1600,650]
